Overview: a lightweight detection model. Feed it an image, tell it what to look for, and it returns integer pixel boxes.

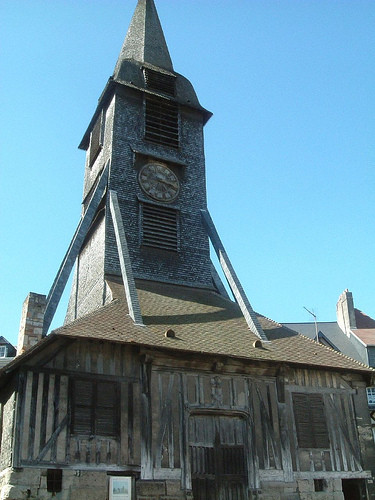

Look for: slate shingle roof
[50,279,371,374]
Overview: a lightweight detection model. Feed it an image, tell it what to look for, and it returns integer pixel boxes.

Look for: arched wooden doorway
[189,414,249,500]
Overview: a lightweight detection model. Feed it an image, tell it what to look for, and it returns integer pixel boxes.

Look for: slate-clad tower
[66,0,213,322]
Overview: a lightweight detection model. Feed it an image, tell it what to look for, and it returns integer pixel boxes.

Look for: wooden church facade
[1,330,374,499]
[1,1,374,499]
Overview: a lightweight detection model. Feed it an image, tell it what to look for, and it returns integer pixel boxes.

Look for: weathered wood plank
[155,373,175,469]
[21,372,34,461]
[140,357,153,479]
[13,371,26,467]
[278,386,294,481]
[244,378,260,489]
[287,385,355,395]
[256,384,282,470]
[326,393,362,472]
[39,373,50,453]
[33,373,44,460]
[128,382,134,463]
[180,373,190,490]
[35,414,68,463]
[44,374,56,462]
[50,375,61,462]
[27,372,39,460]
[57,376,68,464]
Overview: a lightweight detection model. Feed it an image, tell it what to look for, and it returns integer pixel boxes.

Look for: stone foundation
[0,468,363,500]
[0,469,188,500]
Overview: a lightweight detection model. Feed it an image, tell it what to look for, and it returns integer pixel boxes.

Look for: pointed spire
[115,0,173,74]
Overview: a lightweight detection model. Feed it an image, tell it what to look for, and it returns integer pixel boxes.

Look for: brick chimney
[17,293,46,355]
[336,289,356,337]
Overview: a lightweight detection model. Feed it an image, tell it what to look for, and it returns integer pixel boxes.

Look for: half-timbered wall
[8,341,373,499]
[14,340,141,471]
[148,363,367,493]
[286,368,363,476]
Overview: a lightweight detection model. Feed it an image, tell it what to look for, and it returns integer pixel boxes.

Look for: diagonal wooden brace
[43,164,109,336]
[109,190,143,326]
[201,209,269,342]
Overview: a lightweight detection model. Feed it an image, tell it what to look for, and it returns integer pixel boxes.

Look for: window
[367,387,375,409]
[89,112,103,166]
[71,379,119,437]
[145,95,179,148]
[0,346,7,358]
[144,68,176,96]
[141,202,178,251]
[314,479,326,492]
[292,393,329,448]
[47,469,62,493]
[368,347,375,368]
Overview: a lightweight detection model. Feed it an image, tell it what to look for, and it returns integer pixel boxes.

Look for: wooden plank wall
[150,367,363,487]
[150,370,282,488]
[15,340,141,470]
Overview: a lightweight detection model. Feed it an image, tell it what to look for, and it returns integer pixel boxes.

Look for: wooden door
[189,414,248,500]
[342,479,367,500]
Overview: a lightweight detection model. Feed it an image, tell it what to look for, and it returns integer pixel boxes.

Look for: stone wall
[0,470,358,500]
[0,393,15,470]
[0,470,188,500]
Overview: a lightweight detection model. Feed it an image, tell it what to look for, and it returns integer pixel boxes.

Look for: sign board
[109,476,133,500]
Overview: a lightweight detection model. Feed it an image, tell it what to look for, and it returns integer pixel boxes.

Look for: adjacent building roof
[283,321,367,362]
[355,308,375,330]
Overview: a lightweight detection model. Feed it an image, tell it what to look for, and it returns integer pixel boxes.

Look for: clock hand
[157,179,177,189]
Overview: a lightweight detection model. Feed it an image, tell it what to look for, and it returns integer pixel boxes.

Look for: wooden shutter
[71,379,119,437]
[292,393,329,448]
[96,382,118,437]
[310,394,330,448]
[89,113,103,165]
[72,380,94,435]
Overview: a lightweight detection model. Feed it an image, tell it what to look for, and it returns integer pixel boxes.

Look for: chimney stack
[17,293,46,355]
[336,289,356,337]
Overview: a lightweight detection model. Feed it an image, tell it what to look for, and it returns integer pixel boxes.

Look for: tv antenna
[303,306,319,343]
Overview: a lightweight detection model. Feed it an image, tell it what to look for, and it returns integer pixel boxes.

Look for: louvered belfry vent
[144,68,175,96]
[89,113,102,166]
[145,95,179,148]
[142,203,178,251]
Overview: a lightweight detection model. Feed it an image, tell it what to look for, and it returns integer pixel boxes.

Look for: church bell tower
[65,0,213,322]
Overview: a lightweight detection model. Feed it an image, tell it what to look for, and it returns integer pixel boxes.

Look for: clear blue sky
[1,0,374,346]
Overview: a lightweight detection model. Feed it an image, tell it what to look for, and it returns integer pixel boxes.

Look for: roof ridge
[256,312,283,328]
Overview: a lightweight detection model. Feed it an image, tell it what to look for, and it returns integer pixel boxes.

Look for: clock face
[139,163,180,202]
